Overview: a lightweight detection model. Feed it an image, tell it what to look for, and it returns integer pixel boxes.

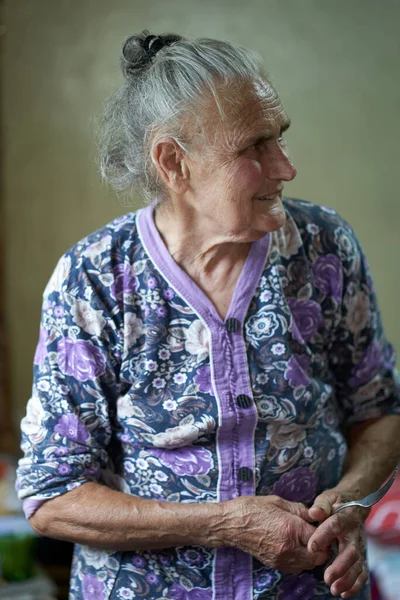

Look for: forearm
[336,414,400,498]
[29,481,227,551]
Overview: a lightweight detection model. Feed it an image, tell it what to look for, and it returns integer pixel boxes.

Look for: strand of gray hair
[98,34,265,205]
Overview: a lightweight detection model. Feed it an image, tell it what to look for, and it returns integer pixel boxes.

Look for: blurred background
[0,0,399,598]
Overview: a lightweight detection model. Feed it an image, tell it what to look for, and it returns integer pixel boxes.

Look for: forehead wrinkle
[196,79,287,158]
[225,96,286,151]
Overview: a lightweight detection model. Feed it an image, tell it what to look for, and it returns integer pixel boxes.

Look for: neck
[153,200,251,282]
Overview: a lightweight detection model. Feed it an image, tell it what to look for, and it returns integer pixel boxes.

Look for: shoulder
[69,211,139,262]
[282,196,352,236]
[43,210,142,299]
[280,197,362,267]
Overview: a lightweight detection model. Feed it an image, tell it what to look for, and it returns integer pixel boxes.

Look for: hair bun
[120,30,183,78]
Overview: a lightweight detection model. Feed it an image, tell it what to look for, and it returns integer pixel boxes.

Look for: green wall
[3,0,400,424]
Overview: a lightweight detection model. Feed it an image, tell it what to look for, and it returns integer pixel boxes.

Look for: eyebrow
[245,118,292,147]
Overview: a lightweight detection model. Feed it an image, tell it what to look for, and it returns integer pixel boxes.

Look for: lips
[254,188,283,201]
[255,192,282,200]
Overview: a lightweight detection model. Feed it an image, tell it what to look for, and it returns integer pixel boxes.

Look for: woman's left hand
[307,489,369,598]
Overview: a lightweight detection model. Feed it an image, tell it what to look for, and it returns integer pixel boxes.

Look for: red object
[370,571,382,600]
[366,472,400,545]
[0,461,7,479]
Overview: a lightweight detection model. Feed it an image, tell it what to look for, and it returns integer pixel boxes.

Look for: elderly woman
[17,31,400,600]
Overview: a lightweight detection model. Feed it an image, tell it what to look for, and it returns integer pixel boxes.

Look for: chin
[254,202,287,234]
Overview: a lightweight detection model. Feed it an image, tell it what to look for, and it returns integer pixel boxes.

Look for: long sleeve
[16,250,123,518]
[327,224,400,425]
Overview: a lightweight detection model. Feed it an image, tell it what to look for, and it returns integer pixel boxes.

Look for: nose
[264,144,297,182]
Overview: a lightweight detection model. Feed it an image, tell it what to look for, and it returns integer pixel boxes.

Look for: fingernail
[312,541,318,552]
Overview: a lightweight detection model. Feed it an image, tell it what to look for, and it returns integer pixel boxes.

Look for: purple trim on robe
[137,205,271,600]
[211,232,270,600]
[23,498,46,519]
[137,206,225,325]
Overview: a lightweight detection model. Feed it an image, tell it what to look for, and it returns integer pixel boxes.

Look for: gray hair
[98,31,266,204]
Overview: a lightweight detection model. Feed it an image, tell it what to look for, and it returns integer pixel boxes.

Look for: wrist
[217,498,241,548]
[217,496,260,549]
[334,469,385,502]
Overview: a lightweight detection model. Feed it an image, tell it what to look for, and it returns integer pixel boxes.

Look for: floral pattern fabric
[16,197,399,599]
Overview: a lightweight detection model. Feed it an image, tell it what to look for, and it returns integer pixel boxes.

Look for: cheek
[234,159,263,192]
[248,159,263,177]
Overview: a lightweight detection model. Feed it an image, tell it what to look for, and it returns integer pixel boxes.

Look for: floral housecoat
[17,198,399,599]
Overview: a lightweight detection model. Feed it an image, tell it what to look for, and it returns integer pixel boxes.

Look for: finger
[308,505,329,523]
[324,542,361,583]
[339,567,369,599]
[307,513,348,553]
[327,559,364,597]
[293,546,330,572]
[281,499,315,522]
[308,491,339,522]
[285,553,309,575]
[285,517,330,566]
[296,522,330,565]
[298,521,321,547]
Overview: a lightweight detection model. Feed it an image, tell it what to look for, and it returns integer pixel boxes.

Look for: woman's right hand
[222,495,330,574]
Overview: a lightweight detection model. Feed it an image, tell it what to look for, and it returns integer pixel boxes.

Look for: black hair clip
[143,35,165,58]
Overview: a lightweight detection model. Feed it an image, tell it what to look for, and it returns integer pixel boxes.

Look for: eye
[248,140,265,152]
[245,134,285,153]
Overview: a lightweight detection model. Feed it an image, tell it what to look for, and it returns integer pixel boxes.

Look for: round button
[238,467,253,482]
[225,318,240,333]
[236,394,253,409]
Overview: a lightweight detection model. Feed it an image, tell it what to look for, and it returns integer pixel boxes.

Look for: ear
[151,137,190,194]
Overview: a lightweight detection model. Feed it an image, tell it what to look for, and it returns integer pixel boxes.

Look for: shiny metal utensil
[332,467,398,514]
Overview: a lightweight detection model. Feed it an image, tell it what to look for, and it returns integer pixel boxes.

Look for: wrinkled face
[187,79,297,241]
